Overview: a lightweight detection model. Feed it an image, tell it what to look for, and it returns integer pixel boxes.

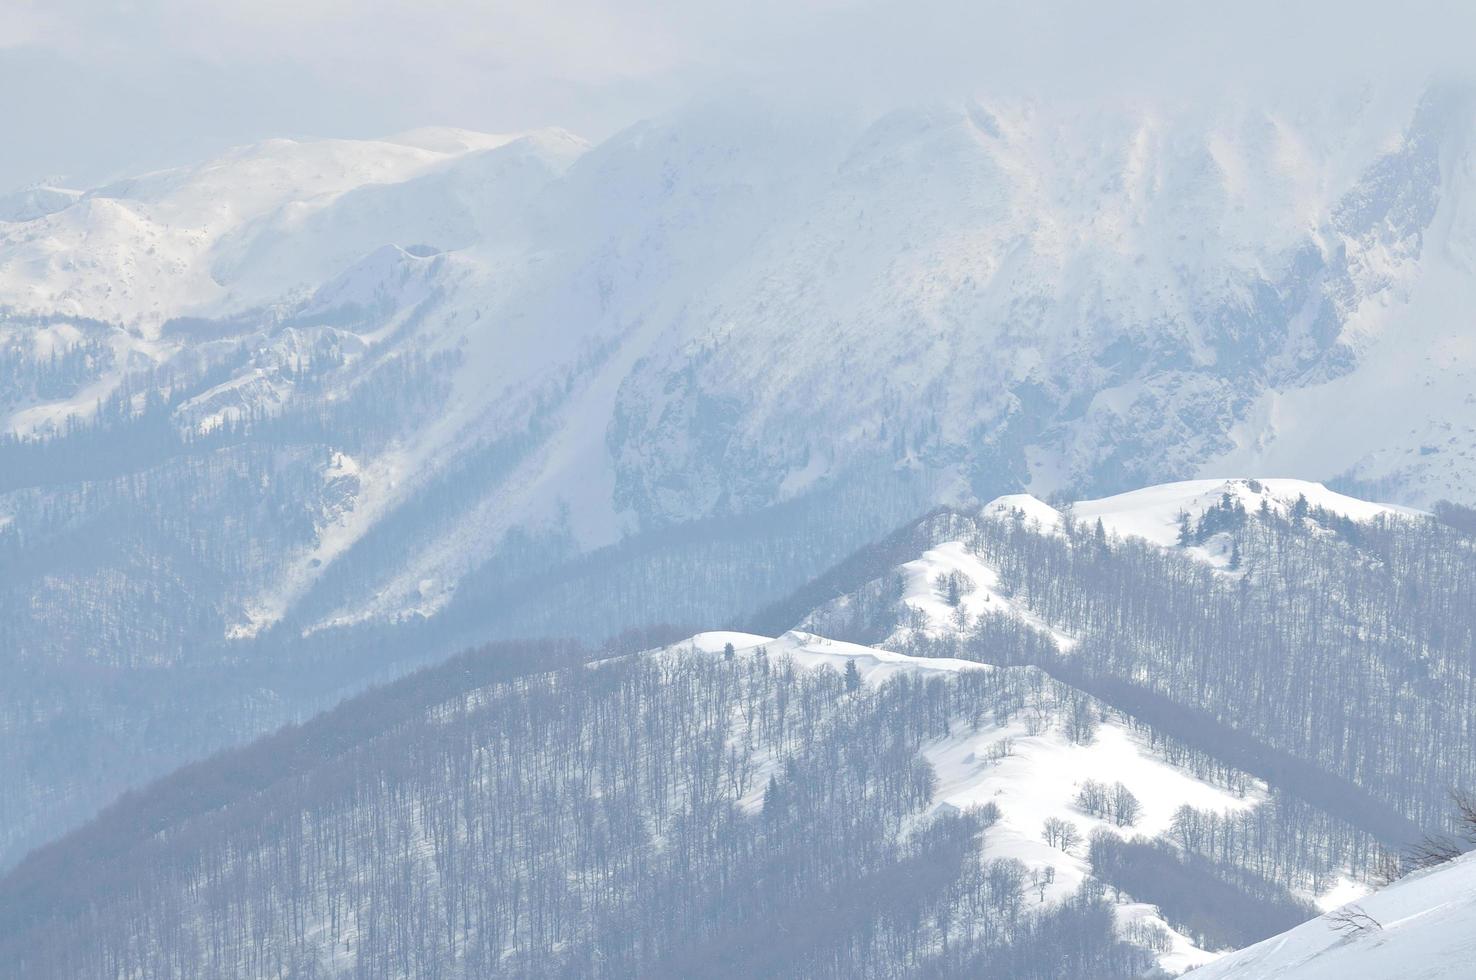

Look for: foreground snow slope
[684,630,1266,973]
[1190,852,1476,979]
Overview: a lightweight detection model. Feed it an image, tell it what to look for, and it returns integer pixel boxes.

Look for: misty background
[4,0,1473,192]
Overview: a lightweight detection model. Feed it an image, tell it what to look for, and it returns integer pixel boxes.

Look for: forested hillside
[5,480,1470,976]
[805,481,1476,848]
[2,636,1172,978]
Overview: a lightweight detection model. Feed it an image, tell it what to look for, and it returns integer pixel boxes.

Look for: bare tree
[1325,904,1381,938]
[1075,779,1108,818]
[1042,817,1082,853]
[1371,847,1404,887]
[1110,783,1141,828]
[1030,865,1055,903]
[1407,788,1476,871]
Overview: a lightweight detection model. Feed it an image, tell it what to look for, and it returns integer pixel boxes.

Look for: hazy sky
[4,0,1474,191]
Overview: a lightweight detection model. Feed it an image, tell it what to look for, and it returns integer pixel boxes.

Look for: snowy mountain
[805,476,1424,651]
[6,82,1476,880]
[1190,851,1476,979]
[0,127,566,329]
[4,87,1474,640]
[782,484,1476,973]
[792,478,1476,902]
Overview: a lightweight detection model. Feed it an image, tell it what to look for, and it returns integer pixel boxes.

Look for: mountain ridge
[5,81,1476,880]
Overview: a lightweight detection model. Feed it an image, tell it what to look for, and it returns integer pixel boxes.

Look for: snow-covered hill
[679,629,1356,974]
[984,477,1423,567]
[793,480,1467,908]
[1069,478,1424,542]
[773,498,1476,972]
[1190,852,1476,979]
[807,476,1425,652]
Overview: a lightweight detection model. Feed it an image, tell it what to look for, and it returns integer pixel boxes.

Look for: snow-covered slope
[984,477,1423,567]
[603,88,1476,517]
[0,128,576,331]
[0,185,82,223]
[1070,478,1423,543]
[892,539,1079,647]
[1207,89,1476,506]
[808,476,1425,661]
[687,629,989,684]
[681,629,1281,973]
[1190,852,1476,979]
[925,719,1248,974]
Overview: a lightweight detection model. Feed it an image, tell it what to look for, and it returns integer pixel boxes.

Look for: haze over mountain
[6,3,1476,974]
[6,77,1476,870]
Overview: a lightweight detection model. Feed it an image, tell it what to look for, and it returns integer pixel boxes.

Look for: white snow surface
[892,540,1078,650]
[926,718,1256,974]
[983,477,1423,568]
[686,630,989,685]
[681,629,1268,973]
[981,493,1067,533]
[1206,92,1476,507]
[1071,478,1423,545]
[1190,851,1476,979]
[0,128,577,331]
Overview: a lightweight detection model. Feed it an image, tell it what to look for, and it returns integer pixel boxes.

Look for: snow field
[1191,850,1476,979]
